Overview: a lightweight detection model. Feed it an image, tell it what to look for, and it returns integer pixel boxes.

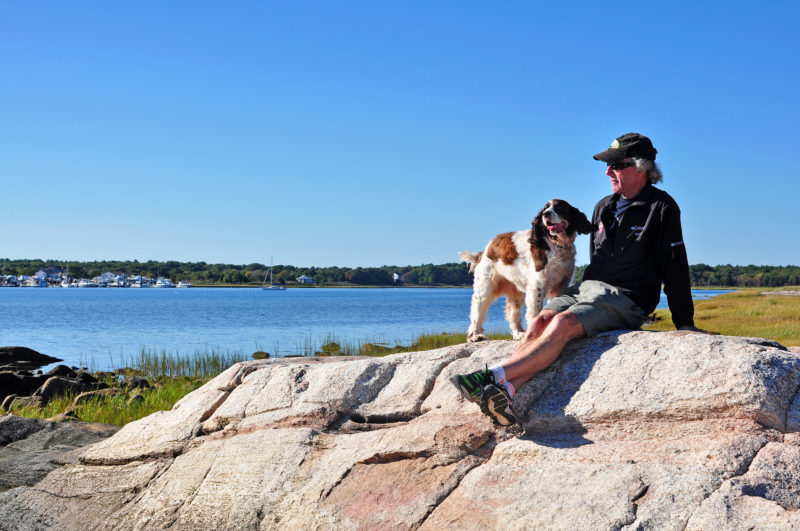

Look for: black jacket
[583,182,695,328]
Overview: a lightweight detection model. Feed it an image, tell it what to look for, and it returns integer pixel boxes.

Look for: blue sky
[2,2,798,268]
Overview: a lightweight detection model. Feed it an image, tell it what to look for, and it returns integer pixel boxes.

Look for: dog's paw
[467,333,488,343]
[512,331,525,340]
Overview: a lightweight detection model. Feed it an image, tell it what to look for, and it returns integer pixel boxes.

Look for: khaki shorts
[543,280,649,337]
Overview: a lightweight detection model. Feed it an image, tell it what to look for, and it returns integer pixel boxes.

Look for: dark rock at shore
[0,373,45,403]
[0,347,62,372]
[76,371,98,385]
[33,377,108,405]
[119,376,149,390]
[0,415,119,491]
[0,416,46,447]
[0,397,15,413]
[43,365,77,378]
[72,389,120,407]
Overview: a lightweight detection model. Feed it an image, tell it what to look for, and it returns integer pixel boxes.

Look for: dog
[459,199,593,342]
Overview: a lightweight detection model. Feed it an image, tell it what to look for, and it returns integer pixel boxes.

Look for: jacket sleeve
[657,202,695,328]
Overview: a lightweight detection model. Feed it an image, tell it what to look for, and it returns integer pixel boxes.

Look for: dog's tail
[458,251,483,273]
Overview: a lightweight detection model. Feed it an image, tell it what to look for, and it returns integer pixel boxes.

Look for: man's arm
[658,202,695,329]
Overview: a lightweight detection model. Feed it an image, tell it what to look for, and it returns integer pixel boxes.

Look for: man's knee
[549,311,586,338]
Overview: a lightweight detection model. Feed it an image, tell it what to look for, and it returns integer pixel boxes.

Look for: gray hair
[632,158,663,184]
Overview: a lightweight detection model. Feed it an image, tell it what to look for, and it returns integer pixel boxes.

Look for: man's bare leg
[504,311,586,390]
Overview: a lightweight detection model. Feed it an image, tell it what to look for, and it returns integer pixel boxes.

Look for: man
[453,132,701,426]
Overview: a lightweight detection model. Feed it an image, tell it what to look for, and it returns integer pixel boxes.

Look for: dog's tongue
[547,222,566,233]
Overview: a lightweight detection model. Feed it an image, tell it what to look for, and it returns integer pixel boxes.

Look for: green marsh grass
[125,347,250,379]
[12,377,204,427]
[644,288,800,346]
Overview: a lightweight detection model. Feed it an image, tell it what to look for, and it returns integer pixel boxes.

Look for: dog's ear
[568,204,594,235]
[529,211,548,272]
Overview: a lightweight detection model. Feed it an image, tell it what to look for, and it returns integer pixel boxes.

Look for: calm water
[0,287,732,370]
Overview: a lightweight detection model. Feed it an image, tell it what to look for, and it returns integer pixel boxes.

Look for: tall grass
[124,347,251,379]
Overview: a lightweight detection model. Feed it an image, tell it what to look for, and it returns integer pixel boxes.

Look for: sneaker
[451,367,494,403]
[480,384,517,426]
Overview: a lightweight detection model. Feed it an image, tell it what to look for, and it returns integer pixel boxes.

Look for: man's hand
[524,309,560,341]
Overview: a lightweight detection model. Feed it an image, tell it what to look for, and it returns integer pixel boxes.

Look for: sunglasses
[607,161,634,171]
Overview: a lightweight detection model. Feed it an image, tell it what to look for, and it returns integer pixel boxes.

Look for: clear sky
[2,2,798,268]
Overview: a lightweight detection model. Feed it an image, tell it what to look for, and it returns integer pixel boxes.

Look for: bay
[0,287,732,371]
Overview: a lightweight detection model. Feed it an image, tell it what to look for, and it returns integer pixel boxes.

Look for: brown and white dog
[459,199,593,342]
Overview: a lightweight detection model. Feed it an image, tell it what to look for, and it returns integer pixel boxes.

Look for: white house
[296,274,316,284]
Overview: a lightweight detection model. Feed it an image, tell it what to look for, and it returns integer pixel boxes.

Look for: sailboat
[262,258,287,291]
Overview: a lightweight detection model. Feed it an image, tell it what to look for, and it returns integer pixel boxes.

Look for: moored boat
[262,258,287,291]
[153,278,175,288]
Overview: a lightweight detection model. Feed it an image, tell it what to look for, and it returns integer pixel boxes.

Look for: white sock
[490,366,506,385]
[503,381,516,398]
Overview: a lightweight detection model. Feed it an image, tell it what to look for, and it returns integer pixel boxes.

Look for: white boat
[262,258,286,291]
[153,278,175,288]
[176,281,192,288]
[60,265,73,287]
[77,279,99,288]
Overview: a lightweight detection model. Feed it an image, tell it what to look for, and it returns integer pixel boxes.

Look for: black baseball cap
[593,133,657,163]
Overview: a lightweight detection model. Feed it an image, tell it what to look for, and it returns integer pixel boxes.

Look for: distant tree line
[688,264,800,287]
[574,264,800,287]
[2,259,798,287]
[0,259,474,286]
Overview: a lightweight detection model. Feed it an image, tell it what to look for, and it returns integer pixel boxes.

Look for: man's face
[606,159,648,198]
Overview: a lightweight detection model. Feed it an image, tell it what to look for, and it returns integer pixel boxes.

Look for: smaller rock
[1,395,16,412]
[0,415,46,446]
[44,365,78,378]
[33,377,107,405]
[72,389,120,407]
[252,351,270,360]
[319,342,341,355]
[120,376,150,390]
[127,393,145,406]
[9,396,45,410]
[76,371,99,384]
[47,408,80,422]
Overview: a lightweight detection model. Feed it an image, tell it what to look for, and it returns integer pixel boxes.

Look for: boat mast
[270,256,275,287]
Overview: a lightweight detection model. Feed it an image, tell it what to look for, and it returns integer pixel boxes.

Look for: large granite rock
[2,331,800,530]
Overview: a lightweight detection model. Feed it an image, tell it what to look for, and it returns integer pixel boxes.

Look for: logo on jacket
[670,241,685,247]
[598,221,605,233]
